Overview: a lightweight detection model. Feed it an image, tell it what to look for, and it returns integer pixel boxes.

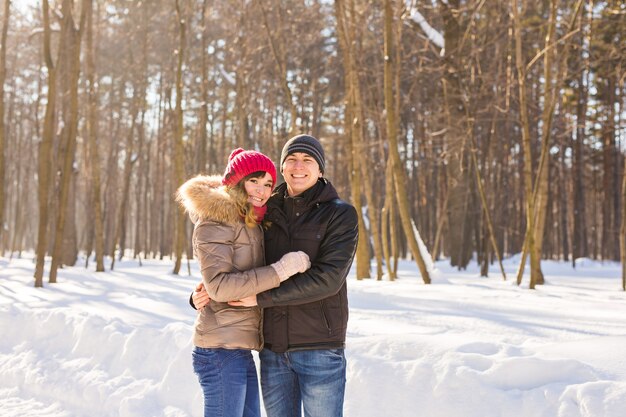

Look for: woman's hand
[228,294,258,307]
[270,251,310,281]
[193,282,211,310]
[193,282,257,308]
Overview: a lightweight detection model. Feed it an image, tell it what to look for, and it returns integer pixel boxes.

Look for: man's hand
[193,282,210,311]
[228,294,258,307]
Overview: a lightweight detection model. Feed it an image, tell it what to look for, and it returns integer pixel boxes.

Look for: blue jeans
[192,347,261,417]
[259,348,346,417]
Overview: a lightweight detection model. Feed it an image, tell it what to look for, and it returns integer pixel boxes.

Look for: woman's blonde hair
[226,171,270,228]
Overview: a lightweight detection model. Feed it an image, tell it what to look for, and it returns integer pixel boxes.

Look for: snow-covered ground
[1,254,625,417]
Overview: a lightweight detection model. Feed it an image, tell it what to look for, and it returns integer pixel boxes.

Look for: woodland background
[0,0,624,288]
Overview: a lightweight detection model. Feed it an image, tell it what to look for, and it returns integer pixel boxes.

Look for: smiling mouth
[249,196,264,202]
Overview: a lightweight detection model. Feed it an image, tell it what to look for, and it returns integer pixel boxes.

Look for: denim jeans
[192,347,261,417]
[259,348,346,417]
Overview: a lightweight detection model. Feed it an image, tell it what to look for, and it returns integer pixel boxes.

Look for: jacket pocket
[320,300,332,336]
[288,300,337,343]
[292,224,327,241]
[291,225,327,259]
[214,307,254,327]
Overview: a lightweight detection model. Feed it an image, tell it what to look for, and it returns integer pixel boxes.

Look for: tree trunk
[621,137,626,291]
[382,154,397,280]
[335,0,371,280]
[528,0,558,285]
[62,172,78,266]
[512,0,540,289]
[172,0,187,274]
[156,86,169,259]
[110,98,138,270]
[8,123,22,255]
[133,117,146,264]
[432,193,447,262]
[49,0,86,284]
[130,4,149,264]
[84,0,104,271]
[558,136,570,261]
[440,0,472,270]
[572,3,591,266]
[34,0,57,287]
[196,0,210,174]
[602,76,618,260]
[356,0,384,280]
[8,102,26,257]
[103,102,122,258]
[0,0,10,244]
[530,0,584,283]
[234,5,249,148]
[384,0,430,283]
[469,134,507,280]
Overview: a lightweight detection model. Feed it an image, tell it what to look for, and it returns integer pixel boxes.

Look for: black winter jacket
[257,179,358,353]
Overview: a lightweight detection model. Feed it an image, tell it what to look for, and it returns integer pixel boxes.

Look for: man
[192,134,359,417]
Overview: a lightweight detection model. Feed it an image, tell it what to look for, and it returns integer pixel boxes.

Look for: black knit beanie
[280,134,325,174]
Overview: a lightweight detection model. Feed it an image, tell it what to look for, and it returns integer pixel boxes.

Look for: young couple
[176,134,359,417]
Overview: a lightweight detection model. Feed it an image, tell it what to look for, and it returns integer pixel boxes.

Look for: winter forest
[0,0,625,288]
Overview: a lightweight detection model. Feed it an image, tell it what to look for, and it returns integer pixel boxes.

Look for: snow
[1,254,625,417]
[404,1,445,50]
[218,65,236,86]
[412,218,435,274]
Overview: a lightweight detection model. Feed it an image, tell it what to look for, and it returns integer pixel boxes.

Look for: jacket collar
[176,175,241,225]
[269,178,338,211]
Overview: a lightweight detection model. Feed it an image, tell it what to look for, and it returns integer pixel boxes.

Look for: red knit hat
[222,148,277,189]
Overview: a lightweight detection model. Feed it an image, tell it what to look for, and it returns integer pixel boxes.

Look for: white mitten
[271,251,311,282]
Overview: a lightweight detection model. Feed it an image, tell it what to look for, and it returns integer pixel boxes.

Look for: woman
[176,148,310,417]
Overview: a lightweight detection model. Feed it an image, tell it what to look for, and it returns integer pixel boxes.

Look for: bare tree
[257,0,298,134]
[514,0,584,287]
[0,0,622,286]
[195,0,211,173]
[85,0,104,271]
[49,0,87,283]
[335,0,371,280]
[621,139,626,291]
[384,0,430,284]
[34,0,58,287]
[172,0,187,275]
[511,0,540,288]
[0,0,10,246]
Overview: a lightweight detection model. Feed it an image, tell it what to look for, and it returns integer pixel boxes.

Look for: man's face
[282,152,322,196]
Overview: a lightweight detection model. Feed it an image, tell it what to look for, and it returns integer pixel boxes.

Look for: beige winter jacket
[177,175,280,350]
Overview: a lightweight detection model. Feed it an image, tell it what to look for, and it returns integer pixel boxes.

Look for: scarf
[253,205,267,223]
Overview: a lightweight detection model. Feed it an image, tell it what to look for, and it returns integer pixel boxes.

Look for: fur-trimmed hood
[176,175,241,225]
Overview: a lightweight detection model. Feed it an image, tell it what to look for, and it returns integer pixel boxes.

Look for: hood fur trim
[176,175,241,225]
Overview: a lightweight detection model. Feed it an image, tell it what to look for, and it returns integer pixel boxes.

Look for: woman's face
[244,172,274,207]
